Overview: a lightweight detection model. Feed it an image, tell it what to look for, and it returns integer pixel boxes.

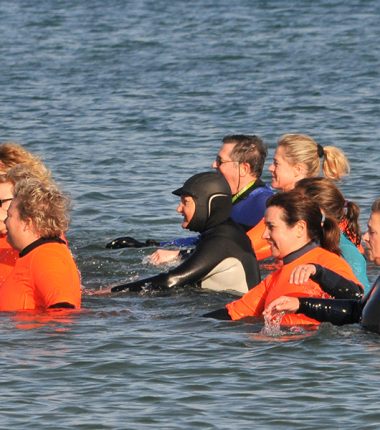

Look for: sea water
[1,0,380,428]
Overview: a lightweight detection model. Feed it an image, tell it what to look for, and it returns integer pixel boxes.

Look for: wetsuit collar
[19,237,66,258]
[282,241,318,265]
[232,179,266,204]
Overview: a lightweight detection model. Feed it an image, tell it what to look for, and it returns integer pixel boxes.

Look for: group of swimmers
[0,135,379,335]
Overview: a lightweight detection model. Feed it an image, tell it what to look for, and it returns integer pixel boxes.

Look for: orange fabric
[226,246,362,326]
[0,234,18,285]
[0,241,81,311]
[338,219,364,253]
[246,218,271,261]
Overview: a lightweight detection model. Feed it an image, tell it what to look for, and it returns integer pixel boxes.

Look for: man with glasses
[212,135,273,231]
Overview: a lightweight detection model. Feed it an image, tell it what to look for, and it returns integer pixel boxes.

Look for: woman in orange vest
[0,142,52,284]
[204,190,363,327]
[0,174,81,311]
[247,133,351,260]
[263,198,380,335]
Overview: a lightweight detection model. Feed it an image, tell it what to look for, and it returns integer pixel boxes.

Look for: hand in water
[106,236,159,249]
[149,249,180,265]
[90,286,113,295]
[263,296,300,320]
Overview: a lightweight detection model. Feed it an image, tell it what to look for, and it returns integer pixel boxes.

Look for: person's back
[0,238,81,311]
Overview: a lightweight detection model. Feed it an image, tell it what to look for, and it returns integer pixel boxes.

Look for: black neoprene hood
[173,171,232,233]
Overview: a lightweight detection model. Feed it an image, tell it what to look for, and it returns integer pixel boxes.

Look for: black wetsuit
[111,172,260,295]
[297,271,380,334]
[112,218,260,295]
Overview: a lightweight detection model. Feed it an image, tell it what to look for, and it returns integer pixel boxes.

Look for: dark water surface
[1,1,380,428]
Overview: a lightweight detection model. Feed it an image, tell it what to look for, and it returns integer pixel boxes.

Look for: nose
[268,163,274,173]
[363,231,369,242]
[262,225,270,240]
[211,160,218,169]
[176,202,183,213]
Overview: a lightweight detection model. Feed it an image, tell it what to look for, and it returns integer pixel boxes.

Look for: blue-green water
[1,1,380,428]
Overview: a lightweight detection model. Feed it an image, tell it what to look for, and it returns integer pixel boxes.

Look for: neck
[15,232,41,252]
[235,176,257,193]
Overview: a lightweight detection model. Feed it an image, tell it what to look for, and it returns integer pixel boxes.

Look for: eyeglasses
[0,198,13,208]
[215,155,237,168]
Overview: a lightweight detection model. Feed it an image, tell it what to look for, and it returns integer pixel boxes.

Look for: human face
[5,198,30,251]
[0,181,14,236]
[262,205,307,259]
[268,146,304,191]
[177,195,196,230]
[212,143,240,194]
[363,211,380,265]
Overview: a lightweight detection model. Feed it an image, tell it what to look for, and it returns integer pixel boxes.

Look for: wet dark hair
[294,177,361,246]
[266,190,341,255]
[222,134,267,177]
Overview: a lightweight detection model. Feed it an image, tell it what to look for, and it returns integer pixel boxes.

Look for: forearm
[311,264,363,299]
[298,297,362,325]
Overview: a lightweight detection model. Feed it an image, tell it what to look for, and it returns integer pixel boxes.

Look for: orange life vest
[226,245,362,326]
[246,218,271,261]
[0,234,18,285]
[0,239,81,311]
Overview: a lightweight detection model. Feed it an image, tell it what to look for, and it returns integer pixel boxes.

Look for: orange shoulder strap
[246,218,271,261]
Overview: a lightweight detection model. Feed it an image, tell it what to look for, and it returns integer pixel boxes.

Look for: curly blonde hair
[278,134,350,180]
[14,177,71,237]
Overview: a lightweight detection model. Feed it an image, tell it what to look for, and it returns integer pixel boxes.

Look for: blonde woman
[0,175,81,311]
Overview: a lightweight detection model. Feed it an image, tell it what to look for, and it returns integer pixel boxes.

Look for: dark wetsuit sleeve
[111,234,243,292]
[298,297,362,325]
[159,236,200,247]
[203,308,232,320]
[310,264,363,299]
[152,235,237,288]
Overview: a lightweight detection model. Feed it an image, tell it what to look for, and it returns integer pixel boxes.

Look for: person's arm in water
[107,236,242,293]
[263,295,363,326]
[106,235,199,249]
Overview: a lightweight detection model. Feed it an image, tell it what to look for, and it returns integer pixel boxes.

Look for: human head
[263,190,341,258]
[0,142,49,175]
[294,177,361,245]
[6,177,70,251]
[173,171,232,233]
[0,179,14,235]
[363,199,380,265]
[0,164,53,236]
[269,133,350,191]
[212,135,267,194]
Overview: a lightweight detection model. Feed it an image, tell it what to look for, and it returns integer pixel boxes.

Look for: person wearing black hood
[104,171,260,296]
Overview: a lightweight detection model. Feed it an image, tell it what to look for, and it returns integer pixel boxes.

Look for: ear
[293,163,307,179]
[239,162,250,177]
[295,219,307,238]
[23,218,36,233]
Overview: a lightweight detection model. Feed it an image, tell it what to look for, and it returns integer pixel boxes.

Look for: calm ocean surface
[1,0,380,428]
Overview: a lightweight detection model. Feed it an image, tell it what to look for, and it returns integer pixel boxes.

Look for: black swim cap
[173,171,232,232]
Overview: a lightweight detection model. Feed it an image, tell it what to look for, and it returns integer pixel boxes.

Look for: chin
[373,257,380,266]
[270,247,280,258]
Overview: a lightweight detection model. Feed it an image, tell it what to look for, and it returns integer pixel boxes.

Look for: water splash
[261,311,285,337]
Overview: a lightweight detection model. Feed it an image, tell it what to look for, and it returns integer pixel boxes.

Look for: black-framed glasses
[215,155,237,167]
[0,198,13,208]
